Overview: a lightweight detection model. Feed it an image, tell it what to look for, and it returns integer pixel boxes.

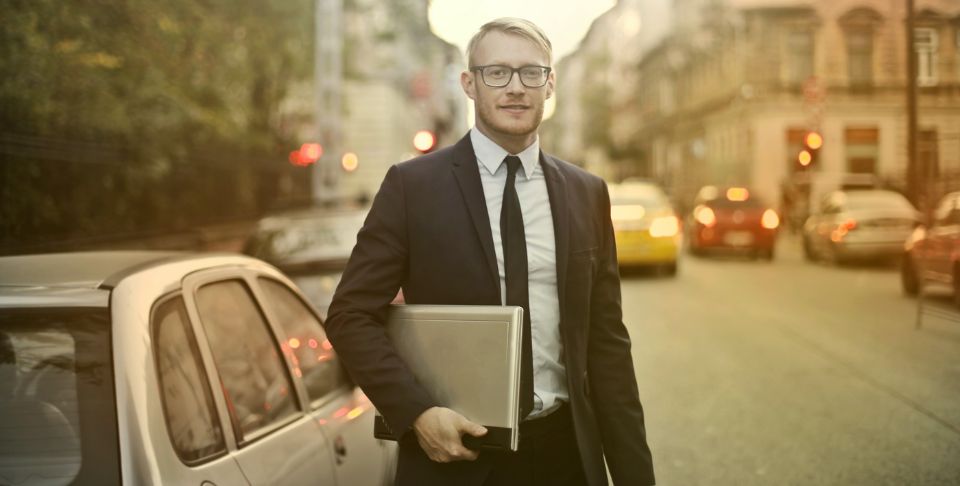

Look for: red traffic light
[413,130,436,153]
[289,143,323,166]
[300,143,323,163]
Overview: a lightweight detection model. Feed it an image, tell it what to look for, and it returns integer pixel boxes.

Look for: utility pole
[905,0,921,209]
[314,0,343,205]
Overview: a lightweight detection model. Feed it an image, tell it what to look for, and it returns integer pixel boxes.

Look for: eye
[486,66,509,78]
[520,67,542,79]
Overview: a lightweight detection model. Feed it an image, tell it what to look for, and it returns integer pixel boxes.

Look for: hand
[412,407,487,463]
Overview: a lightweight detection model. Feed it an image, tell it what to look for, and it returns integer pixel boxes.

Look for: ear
[545,70,556,100]
[461,70,477,101]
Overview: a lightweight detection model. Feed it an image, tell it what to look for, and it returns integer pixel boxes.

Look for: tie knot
[504,155,522,178]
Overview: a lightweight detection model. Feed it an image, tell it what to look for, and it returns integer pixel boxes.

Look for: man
[325,18,655,486]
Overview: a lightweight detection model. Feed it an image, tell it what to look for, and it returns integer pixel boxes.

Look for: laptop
[372,304,524,451]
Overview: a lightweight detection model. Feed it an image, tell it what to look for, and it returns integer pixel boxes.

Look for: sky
[427,0,618,63]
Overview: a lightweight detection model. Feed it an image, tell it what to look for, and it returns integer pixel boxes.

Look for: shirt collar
[470,127,540,180]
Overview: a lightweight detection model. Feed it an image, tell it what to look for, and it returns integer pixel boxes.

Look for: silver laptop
[372,304,524,451]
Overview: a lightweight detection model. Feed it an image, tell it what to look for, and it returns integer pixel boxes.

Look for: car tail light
[694,205,716,227]
[650,216,680,237]
[761,209,780,229]
[726,187,749,201]
[831,219,858,242]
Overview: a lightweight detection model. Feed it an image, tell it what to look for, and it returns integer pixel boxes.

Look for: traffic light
[288,142,323,166]
[796,131,822,170]
[801,131,822,169]
[413,130,437,154]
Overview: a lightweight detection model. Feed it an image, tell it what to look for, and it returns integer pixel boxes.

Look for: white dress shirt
[470,127,569,418]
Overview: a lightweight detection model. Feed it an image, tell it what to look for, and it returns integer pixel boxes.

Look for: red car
[686,186,781,259]
[902,191,960,303]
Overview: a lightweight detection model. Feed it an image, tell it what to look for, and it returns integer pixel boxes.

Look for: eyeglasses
[470,65,552,88]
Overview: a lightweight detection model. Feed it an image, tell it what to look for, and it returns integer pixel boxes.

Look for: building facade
[542,0,671,180]
[630,0,960,216]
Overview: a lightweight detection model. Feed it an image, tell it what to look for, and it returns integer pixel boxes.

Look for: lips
[499,104,529,114]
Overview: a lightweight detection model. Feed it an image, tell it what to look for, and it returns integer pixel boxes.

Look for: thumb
[460,418,487,437]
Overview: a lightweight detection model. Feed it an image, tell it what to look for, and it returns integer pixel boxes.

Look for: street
[628,236,960,485]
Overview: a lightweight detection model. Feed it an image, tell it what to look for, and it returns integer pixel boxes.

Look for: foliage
[0,0,315,251]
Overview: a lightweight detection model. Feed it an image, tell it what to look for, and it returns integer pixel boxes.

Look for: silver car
[0,252,395,486]
[802,189,920,263]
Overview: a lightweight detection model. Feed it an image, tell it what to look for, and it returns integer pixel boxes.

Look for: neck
[474,123,537,155]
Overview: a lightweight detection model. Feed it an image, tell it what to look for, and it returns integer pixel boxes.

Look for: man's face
[461,31,555,145]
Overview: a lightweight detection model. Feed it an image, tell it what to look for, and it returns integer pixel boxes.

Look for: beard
[475,97,545,138]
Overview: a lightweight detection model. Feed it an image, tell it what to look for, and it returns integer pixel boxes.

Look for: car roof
[0,251,275,309]
[609,182,667,198]
[0,251,185,290]
[830,189,907,200]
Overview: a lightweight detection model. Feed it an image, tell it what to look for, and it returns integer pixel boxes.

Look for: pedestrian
[325,17,655,486]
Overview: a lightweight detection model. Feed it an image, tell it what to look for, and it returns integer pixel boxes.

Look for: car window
[195,280,299,443]
[257,278,349,405]
[153,296,226,463]
[946,209,960,226]
[0,309,120,485]
[844,192,914,211]
[706,198,765,209]
[822,203,842,215]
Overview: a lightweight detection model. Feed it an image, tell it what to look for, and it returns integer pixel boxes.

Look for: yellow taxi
[609,181,681,275]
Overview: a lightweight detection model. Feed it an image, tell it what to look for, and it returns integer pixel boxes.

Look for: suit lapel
[451,134,501,297]
[541,152,570,316]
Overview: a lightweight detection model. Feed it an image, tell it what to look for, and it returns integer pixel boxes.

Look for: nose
[504,71,525,94]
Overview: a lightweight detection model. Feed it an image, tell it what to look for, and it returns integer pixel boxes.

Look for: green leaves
[0,0,314,251]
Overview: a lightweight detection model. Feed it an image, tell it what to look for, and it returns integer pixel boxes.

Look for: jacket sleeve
[324,164,438,436]
[586,181,656,485]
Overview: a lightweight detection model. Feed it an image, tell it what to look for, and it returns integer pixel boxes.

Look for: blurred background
[3,0,960,484]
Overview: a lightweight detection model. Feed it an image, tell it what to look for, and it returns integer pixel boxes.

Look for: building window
[918,129,939,179]
[915,28,938,87]
[845,127,879,174]
[786,30,814,86]
[847,29,873,87]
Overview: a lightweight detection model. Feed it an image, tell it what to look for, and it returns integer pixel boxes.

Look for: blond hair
[466,18,553,67]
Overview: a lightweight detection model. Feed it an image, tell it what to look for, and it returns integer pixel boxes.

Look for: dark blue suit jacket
[325,133,655,486]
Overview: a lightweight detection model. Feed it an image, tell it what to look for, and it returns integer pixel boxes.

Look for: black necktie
[501,155,534,419]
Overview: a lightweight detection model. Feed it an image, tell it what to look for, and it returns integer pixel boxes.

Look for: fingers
[417,437,479,463]
[412,408,485,463]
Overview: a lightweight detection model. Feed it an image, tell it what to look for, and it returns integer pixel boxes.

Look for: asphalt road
[627,235,960,485]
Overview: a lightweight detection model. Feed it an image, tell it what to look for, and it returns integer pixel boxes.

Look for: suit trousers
[482,404,589,486]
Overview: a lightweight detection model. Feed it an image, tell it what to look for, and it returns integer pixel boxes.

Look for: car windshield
[0,308,120,486]
[706,198,765,209]
[844,192,914,211]
[612,195,665,207]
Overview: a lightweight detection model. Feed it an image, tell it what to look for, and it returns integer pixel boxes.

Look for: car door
[930,202,960,283]
[151,295,251,486]
[254,276,395,486]
[184,273,338,486]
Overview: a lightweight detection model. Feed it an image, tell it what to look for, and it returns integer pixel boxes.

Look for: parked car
[0,252,395,486]
[802,189,919,264]
[244,207,367,317]
[609,181,681,275]
[901,192,960,301]
[686,186,780,259]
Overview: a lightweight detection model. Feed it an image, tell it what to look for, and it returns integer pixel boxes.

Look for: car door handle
[334,435,347,464]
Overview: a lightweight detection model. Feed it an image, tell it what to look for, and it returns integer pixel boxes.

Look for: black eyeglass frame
[469,65,553,88]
